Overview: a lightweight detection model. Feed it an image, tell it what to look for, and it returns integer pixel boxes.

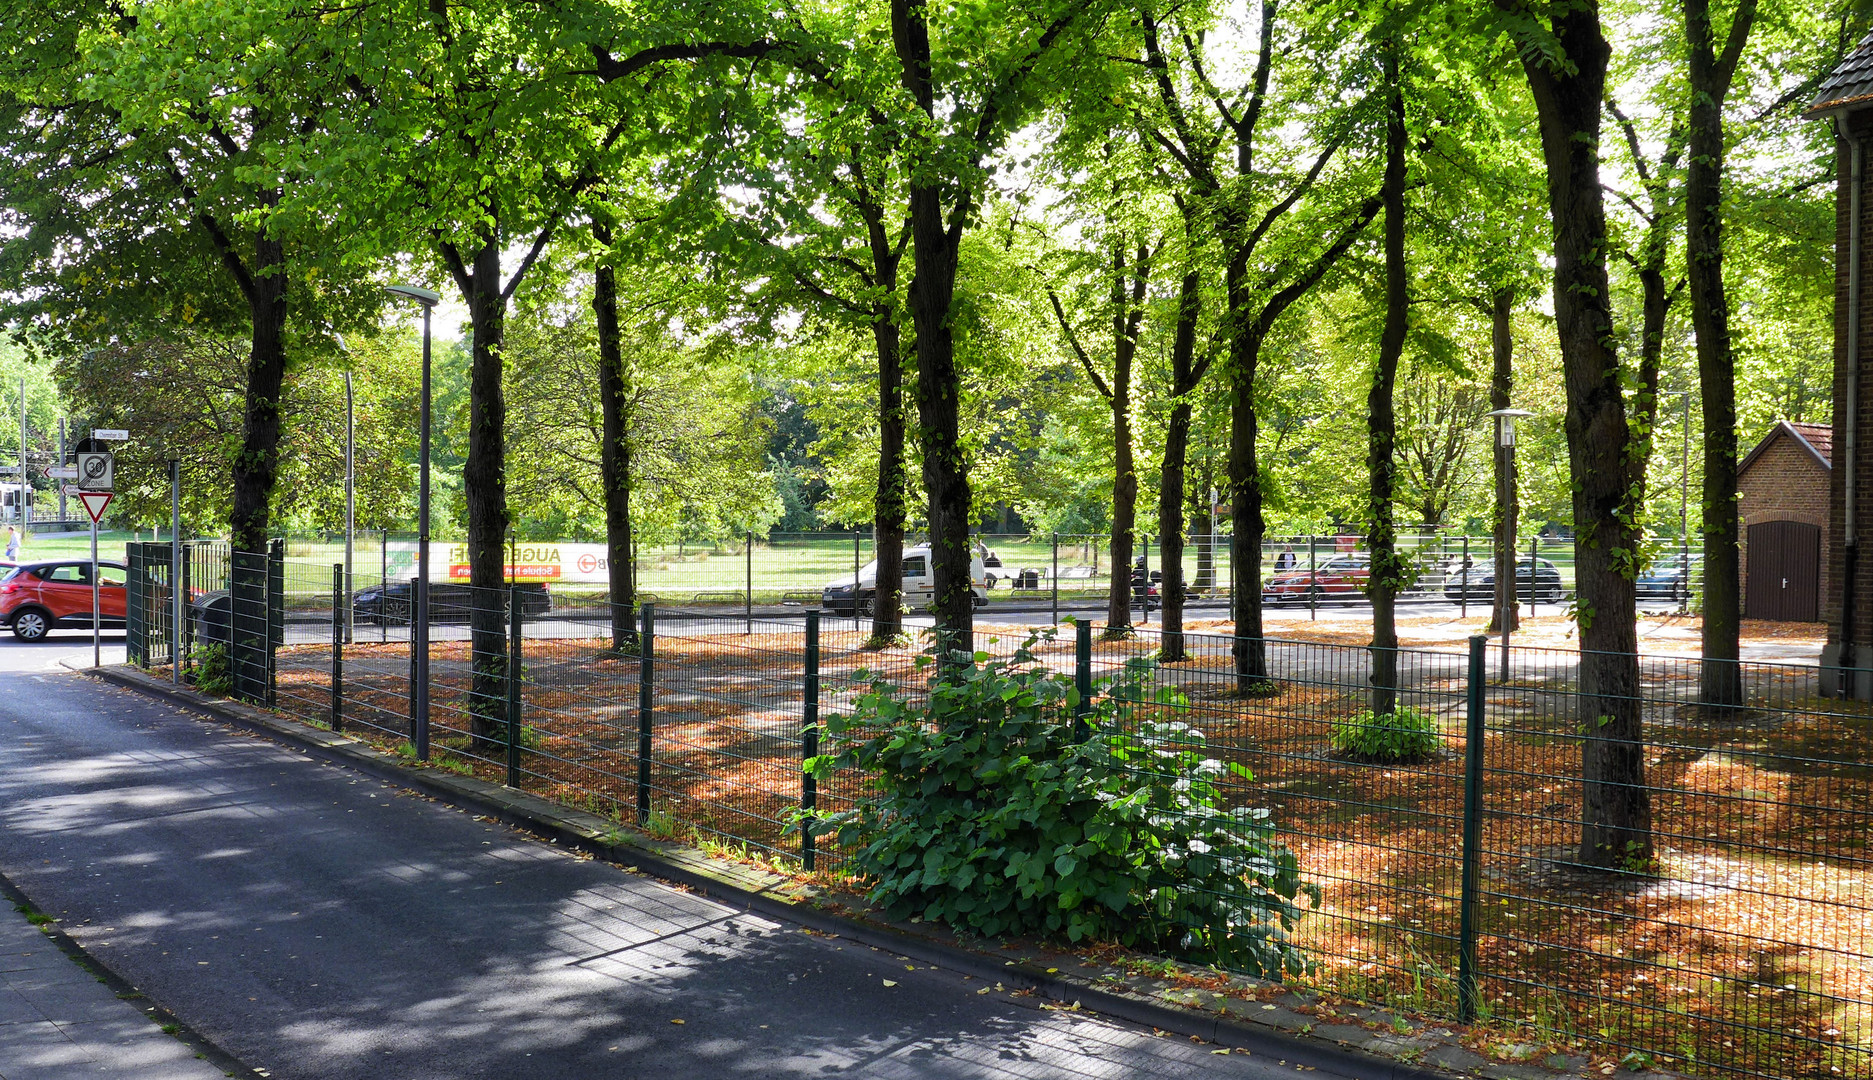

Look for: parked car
[353,581,551,624]
[1,560,126,640]
[1262,553,1370,605]
[822,545,988,615]
[1637,554,1702,600]
[1443,556,1566,604]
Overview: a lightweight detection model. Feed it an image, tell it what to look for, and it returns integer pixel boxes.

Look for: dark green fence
[131,588,1869,1080]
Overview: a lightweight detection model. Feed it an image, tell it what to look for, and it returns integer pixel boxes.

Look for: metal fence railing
[129,578,1865,1079]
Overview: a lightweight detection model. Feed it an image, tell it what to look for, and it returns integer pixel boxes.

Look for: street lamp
[385,284,440,761]
[1486,408,1533,681]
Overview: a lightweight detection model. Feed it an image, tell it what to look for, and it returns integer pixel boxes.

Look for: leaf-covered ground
[270,621,1870,1079]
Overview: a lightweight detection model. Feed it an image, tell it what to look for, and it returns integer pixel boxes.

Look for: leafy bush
[189,643,232,697]
[1329,706,1442,762]
[800,634,1315,978]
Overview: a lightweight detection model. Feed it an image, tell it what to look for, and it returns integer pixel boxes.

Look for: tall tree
[1049,237,1155,630]
[1499,0,1653,869]
[0,0,373,551]
[1135,1,1382,690]
[1683,0,1759,707]
[889,0,1107,644]
[1368,44,1408,717]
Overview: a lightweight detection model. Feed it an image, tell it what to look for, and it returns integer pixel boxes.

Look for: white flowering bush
[800,633,1317,977]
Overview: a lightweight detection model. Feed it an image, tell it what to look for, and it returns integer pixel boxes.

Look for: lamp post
[385,284,440,760]
[1485,408,1532,681]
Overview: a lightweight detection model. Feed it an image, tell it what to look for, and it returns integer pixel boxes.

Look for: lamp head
[1485,407,1534,447]
[384,285,442,308]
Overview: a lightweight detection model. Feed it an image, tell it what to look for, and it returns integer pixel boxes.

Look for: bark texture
[1685,0,1756,707]
[1512,0,1652,869]
[442,234,511,750]
[893,0,974,647]
[229,214,288,555]
[591,226,636,651]
[1368,60,1405,718]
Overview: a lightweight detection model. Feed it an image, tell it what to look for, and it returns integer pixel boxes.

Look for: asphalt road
[0,646,1357,1079]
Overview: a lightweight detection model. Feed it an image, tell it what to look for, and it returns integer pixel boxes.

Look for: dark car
[1443,556,1566,604]
[354,581,551,624]
[1637,554,1702,600]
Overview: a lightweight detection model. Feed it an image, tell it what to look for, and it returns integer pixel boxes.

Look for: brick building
[1737,421,1831,622]
[1809,36,1873,693]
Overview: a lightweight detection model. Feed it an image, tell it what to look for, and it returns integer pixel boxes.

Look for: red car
[1261,553,1370,605]
[1,560,127,641]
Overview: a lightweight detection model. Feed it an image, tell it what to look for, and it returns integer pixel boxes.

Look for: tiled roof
[1787,421,1833,465]
[1809,30,1873,116]
[1740,420,1833,476]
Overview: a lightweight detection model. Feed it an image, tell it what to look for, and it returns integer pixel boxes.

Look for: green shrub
[189,643,232,697]
[798,634,1316,978]
[1329,706,1442,762]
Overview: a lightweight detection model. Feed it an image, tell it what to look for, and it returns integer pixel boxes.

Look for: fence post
[330,564,344,734]
[1141,533,1150,627]
[1457,634,1487,1022]
[1051,532,1059,626]
[745,530,754,635]
[802,609,820,872]
[1461,535,1470,618]
[637,602,655,824]
[1528,536,1538,618]
[1308,536,1318,621]
[506,585,523,789]
[1073,618,1093,740]
[380,531,388,643]
[853,531,861,631]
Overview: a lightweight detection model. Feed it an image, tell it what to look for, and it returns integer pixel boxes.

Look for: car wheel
[973,593,986,610]
[856,593,875,618]
[11,607,50,642]
[1545,583,1565,604]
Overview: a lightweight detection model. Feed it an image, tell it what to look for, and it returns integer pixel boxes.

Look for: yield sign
[78,491,113,523]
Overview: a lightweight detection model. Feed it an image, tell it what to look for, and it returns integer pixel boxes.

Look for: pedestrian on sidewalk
[6,526,19,561]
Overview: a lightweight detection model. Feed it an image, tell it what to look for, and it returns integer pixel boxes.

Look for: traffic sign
[47,466,77,480]
[77,452,112,490]
[91,429,129,441]
[60,484,78,498]
[78,491,112,522]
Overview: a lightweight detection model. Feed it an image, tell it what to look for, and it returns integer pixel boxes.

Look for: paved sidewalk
[0,893,227,1079]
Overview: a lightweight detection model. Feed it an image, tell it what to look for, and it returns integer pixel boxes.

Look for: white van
[821,544,988,615]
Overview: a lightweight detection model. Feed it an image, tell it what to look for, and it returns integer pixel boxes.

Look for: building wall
[1739,436,1830,619]
[1824,111,1873,689]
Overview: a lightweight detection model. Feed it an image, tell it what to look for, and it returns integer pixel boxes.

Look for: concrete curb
[84,662,1636,1080]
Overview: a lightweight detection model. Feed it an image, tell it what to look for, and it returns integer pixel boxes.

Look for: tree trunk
[1488,287,1520,634]
[1685,0,1755,708]
[1368,60,1405,718]
[894,0,974,651]
[229,218,288,555]
[1158,258,1205,662]
[1105,243,1148,629]
[870,316,907,643]
[592,229,636,651]
[1160,401,1193,661]
[462,236,509,750]
[1515,2,1652,870]
[1227,313,1270,690]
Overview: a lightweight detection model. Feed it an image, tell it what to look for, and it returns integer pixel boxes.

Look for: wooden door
[1745,521,1821,622]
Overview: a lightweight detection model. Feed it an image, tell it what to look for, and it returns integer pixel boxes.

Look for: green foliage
[802,635,1316,977]
[1329,706,1443,763]
[189,643,232,697]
